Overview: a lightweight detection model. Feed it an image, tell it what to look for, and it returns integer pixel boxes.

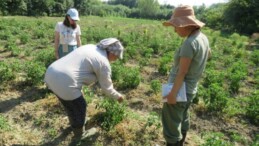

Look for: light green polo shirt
[168,31,210,94]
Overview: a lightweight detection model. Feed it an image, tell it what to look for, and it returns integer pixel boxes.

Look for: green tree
[1,0,27,15]
[81,0,102,15]
[201,4,226,30]
[108,0,137,8]
[26,0,55,16]
[137,0,159,18]
[223,0,259,34]
[0,0,8,15]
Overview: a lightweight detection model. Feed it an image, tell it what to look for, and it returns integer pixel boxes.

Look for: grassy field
[0,16,258,146]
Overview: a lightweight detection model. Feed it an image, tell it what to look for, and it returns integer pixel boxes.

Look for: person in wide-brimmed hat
[161,5,211,146]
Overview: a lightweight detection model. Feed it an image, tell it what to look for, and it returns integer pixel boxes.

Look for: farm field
[0,16,258,146]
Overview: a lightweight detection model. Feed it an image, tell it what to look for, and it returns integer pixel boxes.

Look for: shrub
[0,115,10,131]
[142,47,154,58]
[250,50,259,66]
[96,98,127,131]
[24,61,46,86]
[158,55,171,75]
[0,62,15,83]
[203,69,224,88]
[246,91,259,125]
[227,61,247,94]
[20,34,30,44]
[34,48,55,68]
[112,63,141,90]
[203,83,229,113]
[201,132,232,146]
[82,86,95,103]
[150,80,161,94]
[145,112,161,129]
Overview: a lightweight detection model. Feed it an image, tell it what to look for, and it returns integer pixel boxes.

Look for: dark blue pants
[58,96,87,129]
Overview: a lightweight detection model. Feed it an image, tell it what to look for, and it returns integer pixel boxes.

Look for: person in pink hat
[54,8,82,59]
[162,5,211,146]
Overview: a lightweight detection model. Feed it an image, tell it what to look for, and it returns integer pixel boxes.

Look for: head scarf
[97,38,124,59]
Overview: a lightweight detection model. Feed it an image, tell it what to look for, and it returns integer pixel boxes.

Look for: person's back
[44,38,125,139]
[45,44,111,100]
[51,44,108,76]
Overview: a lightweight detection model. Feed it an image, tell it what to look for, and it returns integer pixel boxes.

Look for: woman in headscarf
[162,5,211,146]
[44,38,124,138]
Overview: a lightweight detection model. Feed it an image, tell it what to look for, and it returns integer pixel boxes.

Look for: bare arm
[76,35,81,47]
[165,57,192,104]
[54,31,60,59]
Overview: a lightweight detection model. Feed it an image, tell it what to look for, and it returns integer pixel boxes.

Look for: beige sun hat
[163,5,205,28]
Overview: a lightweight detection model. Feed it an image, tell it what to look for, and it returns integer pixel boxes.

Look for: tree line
[0,0,258,35]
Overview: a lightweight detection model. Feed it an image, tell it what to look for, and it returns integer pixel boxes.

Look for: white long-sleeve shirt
[44,44,122,100]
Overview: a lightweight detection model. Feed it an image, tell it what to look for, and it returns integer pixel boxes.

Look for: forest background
[0,0,259,35]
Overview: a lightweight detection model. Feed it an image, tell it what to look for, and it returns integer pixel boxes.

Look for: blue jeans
[58,44,77,58]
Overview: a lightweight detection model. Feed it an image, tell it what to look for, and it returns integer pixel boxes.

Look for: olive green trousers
[162,94,195,144]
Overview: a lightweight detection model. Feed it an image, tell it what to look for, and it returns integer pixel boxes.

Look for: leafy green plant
[201,132,232,146]
[82,86,95,103]
[255,68,259,88]
[203,83,229,113]
[20,33,30,44]
[203,69,224,88]
[24,61,46,86]
[150,79,161,95]
[227,61,247,94]
[0,62,15,83]
[229,131,248,145]
[0,29,12,40]
[251,134,259,146]
[142,47,154,58]
[246,91,259,125]
[158,55,171,75]
[139,58,150,67]
[250,50,259,66]
[34,48,55,68]
[145,112,161,129]
[112,63,141,90]
[0,115,10,131]
[96,98,127,131]
[4,38,21,56]
[48,128,58,138]
[125,44,138,59]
